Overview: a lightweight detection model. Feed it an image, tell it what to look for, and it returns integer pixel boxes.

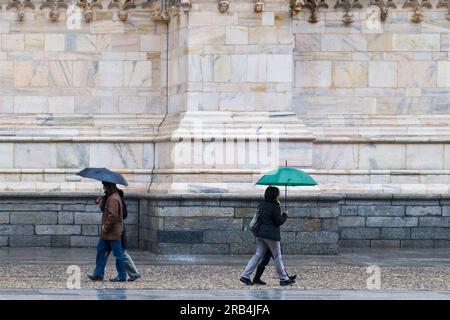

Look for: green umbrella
[256,164,317,210]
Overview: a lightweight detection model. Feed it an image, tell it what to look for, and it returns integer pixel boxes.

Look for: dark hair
[264,186,280,202]
[102,181,118,193]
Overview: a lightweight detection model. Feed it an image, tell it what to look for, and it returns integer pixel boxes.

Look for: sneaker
[87,274,103,281]
[280,278,296,286]
[240,277,253,286]
[288,274,297,281]
[253,278,267,285]
[128,274,141,282]
[109,277,127,282]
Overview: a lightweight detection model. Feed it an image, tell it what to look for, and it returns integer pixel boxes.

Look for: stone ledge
[0,192,447,202]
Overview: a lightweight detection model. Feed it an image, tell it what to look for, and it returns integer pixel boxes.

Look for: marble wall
[0,6,164,192]
[0,0,448,195]
[292,0,450,194]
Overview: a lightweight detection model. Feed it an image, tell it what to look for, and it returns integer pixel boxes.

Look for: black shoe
[240,277,253,286]
[87,274,103,281]
[253,278,267,285]
[280,278,296,286]
[128,274,141,282]
[110,277,127,282]
[288,274,297,281]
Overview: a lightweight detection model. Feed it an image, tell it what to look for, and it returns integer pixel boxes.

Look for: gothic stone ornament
[108,0,136,22]
[403,0,432,23]
[290,0,305,13]
[437,0,450,21]
[151,2,179,22]
[254,0,264,12]
[6,0,35,21]
[180,0,191,12]
[302,0,329,23]
[334,0,362,24]
[40,0,68,22]
[369,0,396,21]
[218,0,229,13]
[77,0,102,23]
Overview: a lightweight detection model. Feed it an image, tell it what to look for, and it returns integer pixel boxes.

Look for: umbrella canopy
[76,168,128,186]
[256,167,317,187]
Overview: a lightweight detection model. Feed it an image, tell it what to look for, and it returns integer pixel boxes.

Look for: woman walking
[240,186,295,286]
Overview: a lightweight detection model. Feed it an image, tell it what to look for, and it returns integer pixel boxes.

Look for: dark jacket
[100,191,123,241]
[255,200,287,241]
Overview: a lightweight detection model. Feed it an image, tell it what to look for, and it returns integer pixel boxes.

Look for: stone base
[1,193,449,254]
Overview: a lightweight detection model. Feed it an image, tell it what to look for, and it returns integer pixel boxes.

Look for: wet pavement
[1,247,450,267]
[0,288,450,300]
[0,248,449,299]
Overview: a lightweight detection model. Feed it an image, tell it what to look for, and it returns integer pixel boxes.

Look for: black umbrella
[76,168,128,186]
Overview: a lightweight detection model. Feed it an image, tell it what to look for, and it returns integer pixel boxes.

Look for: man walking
[87,182,127,282]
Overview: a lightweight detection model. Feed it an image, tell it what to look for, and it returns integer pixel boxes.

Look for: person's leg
[241,238,267,280]
[93,239,109,278]
[123,250,140,279]
[262,239,289,281]
[110,240,127,281]
[253,248,272,282]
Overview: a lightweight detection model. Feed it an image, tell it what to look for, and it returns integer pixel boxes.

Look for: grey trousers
[242,237,289,281]
[105,250,140,278]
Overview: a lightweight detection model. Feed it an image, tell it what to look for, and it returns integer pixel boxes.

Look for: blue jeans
[94,239,127,280]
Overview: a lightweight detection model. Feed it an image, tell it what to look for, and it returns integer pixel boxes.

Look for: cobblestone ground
[0,264,449,290]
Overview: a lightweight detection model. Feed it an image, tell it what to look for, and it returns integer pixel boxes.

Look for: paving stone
[358,205,405,217]
[406,206,442,216]
[10,212,57,225]
[159,231,203,243]
[340,227,380,240]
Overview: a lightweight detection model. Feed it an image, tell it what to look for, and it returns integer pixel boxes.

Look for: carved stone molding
[437,0,450,21]
[369,0,396,21]
[77,0,102,23]
[253,0,264,12]
[403,0,432,23]
[334,0,362,24]
[40,0,68,21]
[108,0,136,21]
[6,0,35,21]
[218,0,230,13]
[290,0,305,13]
[302,0,329,23]
[180,0,191,12]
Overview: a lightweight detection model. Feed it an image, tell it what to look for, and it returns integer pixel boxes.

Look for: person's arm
[102,198,120,233]
[272,203,287,226]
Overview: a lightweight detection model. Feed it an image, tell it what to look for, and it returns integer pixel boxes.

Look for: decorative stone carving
[6,0,35,21]
[302,0,329,23]
[77,0,102,23]
[334,0,362,24]
[180,0,191,12]
[254,0,264,12]
[40,0,68,22]
[152,1,179,22]
[437,0,450,21]
[369,0,397,21]
[218,0,230,13]
[290,0,305,13]
[403,0,432,23]
[108,0,136,22]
